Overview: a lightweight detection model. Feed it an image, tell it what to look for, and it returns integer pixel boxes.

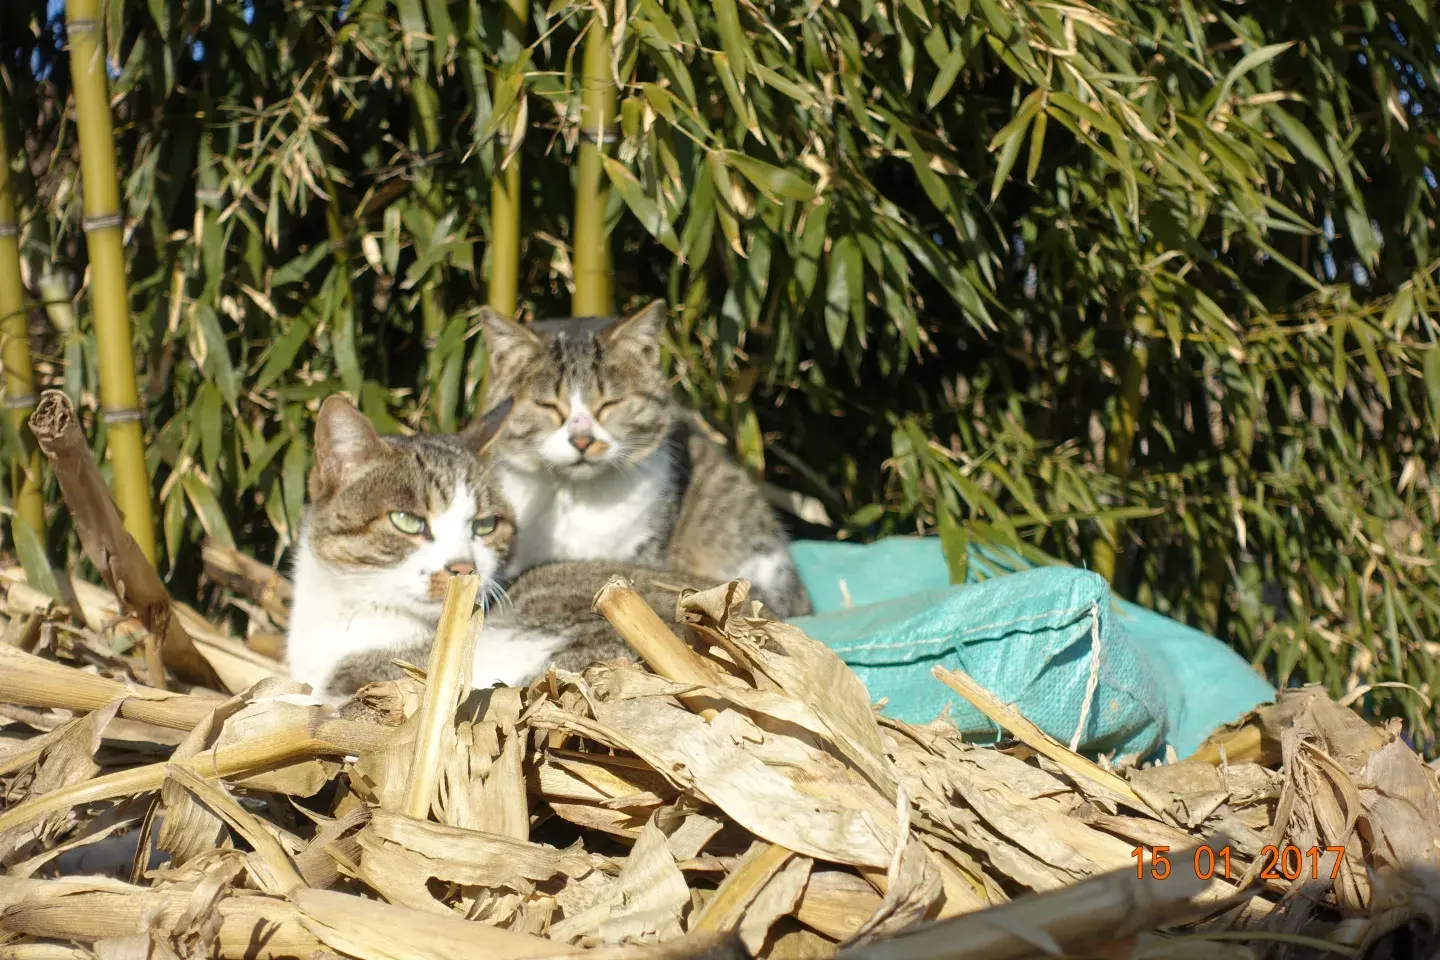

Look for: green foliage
[2,0,1438,744]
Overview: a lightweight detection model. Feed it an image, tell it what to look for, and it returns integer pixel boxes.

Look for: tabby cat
[479,300,812,618]
[284,394,516,700]
[324,559,707,697]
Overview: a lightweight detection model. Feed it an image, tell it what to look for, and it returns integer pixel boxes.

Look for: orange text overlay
[1131,844,1347,882]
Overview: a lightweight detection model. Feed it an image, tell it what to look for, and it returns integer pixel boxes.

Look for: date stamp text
[1131,844,1346,881]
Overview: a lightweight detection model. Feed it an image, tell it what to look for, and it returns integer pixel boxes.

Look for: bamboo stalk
[408,72,463,432]
[63,0,156,566]
[486,0,531,324]
[403,573,481,820]
[0,96,45,540]
[27,389,220,688]
[571,9,616,317]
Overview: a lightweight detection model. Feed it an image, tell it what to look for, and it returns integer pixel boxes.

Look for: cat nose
[445,561,476,577]
[570,432,593,453]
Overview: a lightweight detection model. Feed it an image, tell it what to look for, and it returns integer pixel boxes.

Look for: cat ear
[479,307,543,387]
[459,395,515,457]
[480,307,542,355]
[311,394,388,499]
[603,300,668,349]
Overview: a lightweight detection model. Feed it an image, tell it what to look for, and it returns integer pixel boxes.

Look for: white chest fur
[285,541,438,699]
[500,454,674,573]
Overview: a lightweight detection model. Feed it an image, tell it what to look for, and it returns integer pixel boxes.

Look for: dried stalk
[594,577,895,906]
[201,538,293,628]
[0,875,569,960]
[0,876,324,959]
[27,390,219,689]
[404,573,481,820]
[690,842,795,934]
[0,705,391,836]
[931,665,1149,810]
[836,842,1218,960]
[0,644,218,731]
[593,576,727,720]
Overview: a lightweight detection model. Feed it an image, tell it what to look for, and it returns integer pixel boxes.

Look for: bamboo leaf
[1208,42,1295,116]
[637,0,683,48]
[1262,104,1334,177]
[719,151,816,202]
[825,236,861,351]
[181,473,235,548]
[602,155,682,255]
[712,0,751,89]
[926,43,967,109]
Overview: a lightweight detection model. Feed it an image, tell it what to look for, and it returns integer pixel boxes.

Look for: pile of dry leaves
[1,540,1438,960]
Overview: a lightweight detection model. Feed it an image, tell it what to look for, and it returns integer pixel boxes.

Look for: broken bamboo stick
[27,390,220,689]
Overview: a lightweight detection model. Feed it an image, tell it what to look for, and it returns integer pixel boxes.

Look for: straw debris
[0,555,1437,960]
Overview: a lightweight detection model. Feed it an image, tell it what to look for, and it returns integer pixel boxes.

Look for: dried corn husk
[0,565,1436,960]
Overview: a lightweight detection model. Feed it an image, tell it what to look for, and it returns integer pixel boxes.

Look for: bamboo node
[63,18,99,33]
[578,127,623,145]
[101,407,145,424]
[81,213,125,232]
[3,393,37,409]
[0,222,17,236]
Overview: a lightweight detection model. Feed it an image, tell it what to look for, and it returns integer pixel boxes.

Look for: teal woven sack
[786,537,1276,761]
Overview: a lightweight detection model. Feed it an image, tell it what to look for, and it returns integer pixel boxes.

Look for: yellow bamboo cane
[0,95,46,538]
[65,0,156,564]
[487,0,530,322]
[571,9,616,318]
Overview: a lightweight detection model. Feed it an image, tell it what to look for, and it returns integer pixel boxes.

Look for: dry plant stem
[0,876,323,960]
[0,708,391,836]
[593,576,727,720]
[690,842,795,933]
[404,573,481,820]
[63,0,156,565]
[594,577,894,902]
[0,876,568,960]
[201,538,293,627]
[27,390,219,689]
[0,946,94,960]
[0,644,217,731]
[836,846,1213,960]
[931,666,1149,810]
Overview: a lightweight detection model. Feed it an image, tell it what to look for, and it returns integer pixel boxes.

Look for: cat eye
[472,515,499,537]
[595,399,620,417]
[389,511,428,536]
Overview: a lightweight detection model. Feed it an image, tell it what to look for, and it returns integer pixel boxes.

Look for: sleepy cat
[284,394,516,700]
[478,300,813,618]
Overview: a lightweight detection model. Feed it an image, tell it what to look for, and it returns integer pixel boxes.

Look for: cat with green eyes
[283,393,518,700]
